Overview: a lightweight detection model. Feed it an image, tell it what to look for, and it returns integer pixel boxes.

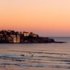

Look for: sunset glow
[0,0,70,36]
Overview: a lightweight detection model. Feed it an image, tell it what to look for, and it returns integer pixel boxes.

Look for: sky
[0,0,70,37]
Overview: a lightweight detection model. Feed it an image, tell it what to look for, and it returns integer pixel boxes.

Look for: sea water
[0,37,70,70]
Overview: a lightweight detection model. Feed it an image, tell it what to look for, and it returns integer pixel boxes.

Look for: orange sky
[0,0,70,36]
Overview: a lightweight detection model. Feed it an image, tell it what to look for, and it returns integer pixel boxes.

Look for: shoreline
[0,41,66,44]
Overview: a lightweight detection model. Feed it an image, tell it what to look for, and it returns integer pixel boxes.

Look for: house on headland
[0,30,55,43]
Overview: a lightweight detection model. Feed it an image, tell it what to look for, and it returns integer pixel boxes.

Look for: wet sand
[0,44,70,70]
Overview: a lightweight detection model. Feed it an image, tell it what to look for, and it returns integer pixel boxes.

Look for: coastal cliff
[0,30,64,43]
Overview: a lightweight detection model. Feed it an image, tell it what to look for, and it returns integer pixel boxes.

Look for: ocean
[0,37,70,70]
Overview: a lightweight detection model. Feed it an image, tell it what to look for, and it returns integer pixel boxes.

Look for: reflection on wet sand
[0,44,70,70]
[0,51,70,70]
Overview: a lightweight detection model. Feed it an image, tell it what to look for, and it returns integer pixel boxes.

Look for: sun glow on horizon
[0,0,70,36]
